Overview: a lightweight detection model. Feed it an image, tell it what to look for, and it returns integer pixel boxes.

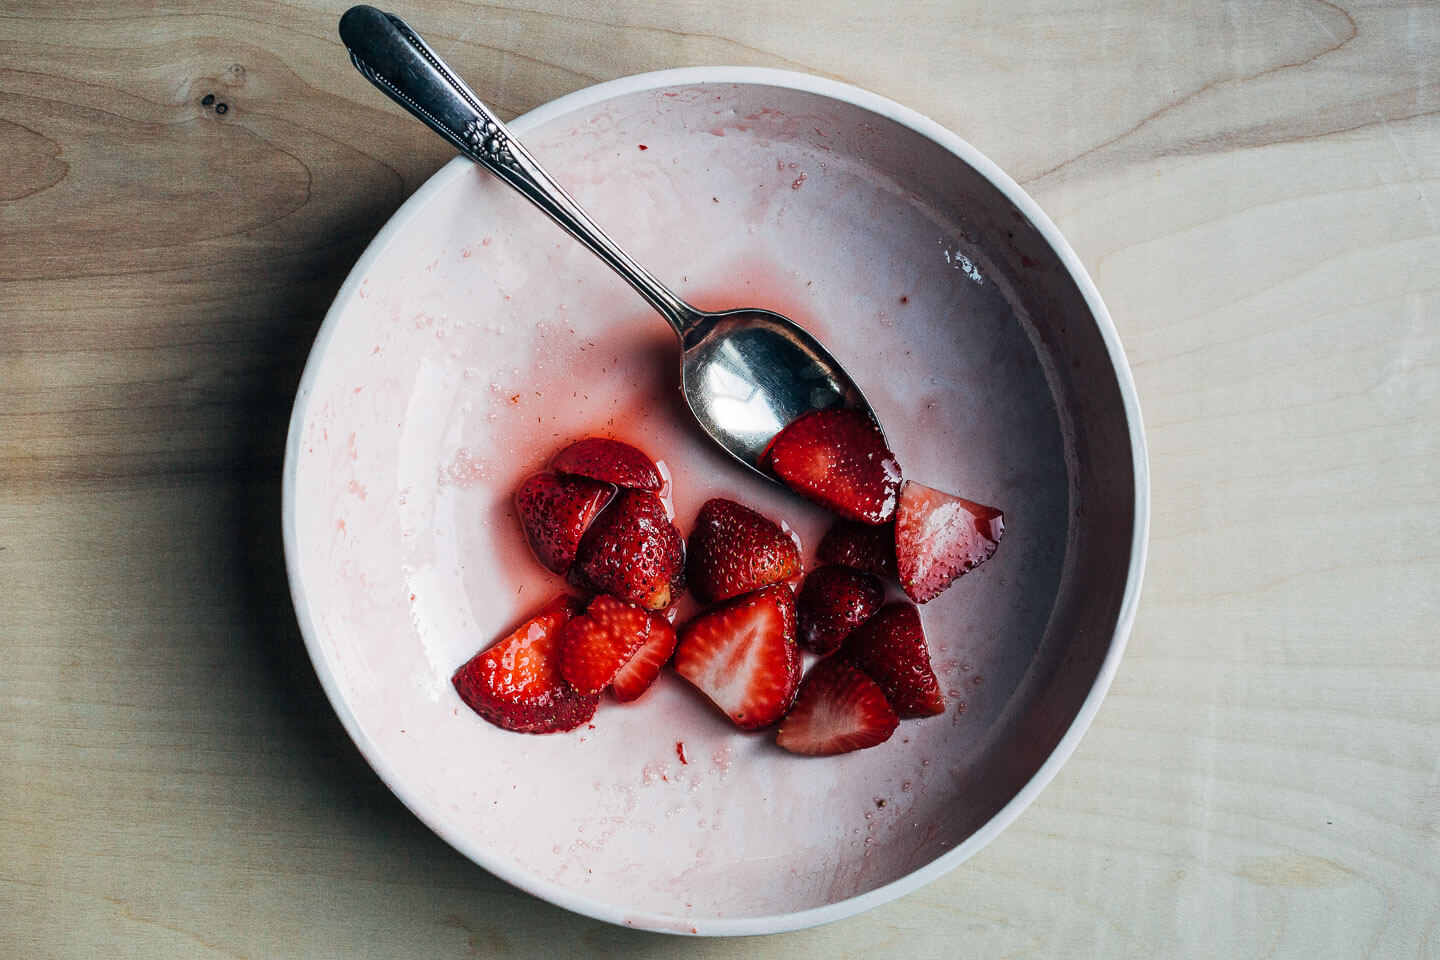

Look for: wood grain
[2,1,1437,957]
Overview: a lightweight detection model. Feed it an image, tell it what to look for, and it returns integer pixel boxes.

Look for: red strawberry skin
[795,565,884,654]
[558,595,653,696]
[568,489,686,610]
[686,498,801,604]
[551,437,663,491]
[776,655,898,756]
[673,583,800,730]
[844,602,944,718]
[764,408,902,524]
[515,472,614,575]
[894,480,1004,604]
[452,594,599,734]
[817,519,898,581]
[611,612,679,702]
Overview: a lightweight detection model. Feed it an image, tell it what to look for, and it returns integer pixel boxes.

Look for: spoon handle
[338,5,698,336]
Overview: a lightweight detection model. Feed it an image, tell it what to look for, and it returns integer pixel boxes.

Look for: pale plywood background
[1,1,1437,957]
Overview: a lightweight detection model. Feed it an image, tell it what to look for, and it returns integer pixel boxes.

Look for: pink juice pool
[289,93,1072,918]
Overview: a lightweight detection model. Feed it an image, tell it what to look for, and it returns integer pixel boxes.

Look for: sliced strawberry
[568,489,686,610]
[817,518,898,581]
[776,655,898,756]
[558,595,653,696]
[843,602,944,717]
[673,583,800,730]
[451,594,598,734]
[515,471,614,575]
[894,480,1004,603]
[551,437,663,491]
[764,408,902,525]
[611,611,679,702]
[686,497,801,604]
[795,565,884,654]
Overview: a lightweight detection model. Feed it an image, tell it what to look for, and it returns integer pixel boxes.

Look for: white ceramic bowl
[283,67,1148,935]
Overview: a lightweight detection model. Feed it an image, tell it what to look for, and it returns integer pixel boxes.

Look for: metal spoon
[338,6,884,476]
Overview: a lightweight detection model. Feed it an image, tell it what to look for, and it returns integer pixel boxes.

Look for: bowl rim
[281,65,1150,937]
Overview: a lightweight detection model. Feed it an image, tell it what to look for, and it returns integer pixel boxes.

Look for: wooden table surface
[3,2,1436,957]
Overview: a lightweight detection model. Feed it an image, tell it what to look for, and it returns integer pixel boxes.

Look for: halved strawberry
[776,655,898,756]
[611,611,679,702]
[763,408,902,524]
[568,489,686,610]
[515,471,614,575]
[843,602,944,717]
[795,565,884,654]
[551,437,662,491]
[894,480,1004,603]
[558,595,653,696]
[686,497,801,604]
[673,583,800,730]
[817,518,898,581]
[451,594,598,734]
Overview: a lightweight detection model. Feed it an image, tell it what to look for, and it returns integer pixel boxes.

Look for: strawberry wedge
[844,602,944,718]
[452,594,598,734]
[611,612,679,703]
[673,583,801,730]
[515,472,614,575]
[817,518,898,581]
[568,489,687,610]
[776,655,898,756]
[795,564,884,655]
[894,480,1004,604]
[551,437,663,491]
[686,498,801,604]
[764,408,902,524]
[558,595,653,697]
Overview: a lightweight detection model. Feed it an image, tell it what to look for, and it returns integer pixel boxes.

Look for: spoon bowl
[339,5,882,478]
[679,308,871,468]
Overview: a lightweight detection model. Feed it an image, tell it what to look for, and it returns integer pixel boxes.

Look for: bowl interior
[286,76,1138,932]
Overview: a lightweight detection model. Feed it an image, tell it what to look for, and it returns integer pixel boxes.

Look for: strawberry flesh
[795,564,884,654]
[558,595,653,696]
[673,583,800,730]
[551,437,663,491]
[843,602,944,717]
[686,497,801,604]
[776,655,898,756]
[817,518,898,581]
[611,611,679,702]
[568,489,686,610]
[451,594,598,734]
[894,480,1004,604]
[515,472,614,575]
[764,408,902,524]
